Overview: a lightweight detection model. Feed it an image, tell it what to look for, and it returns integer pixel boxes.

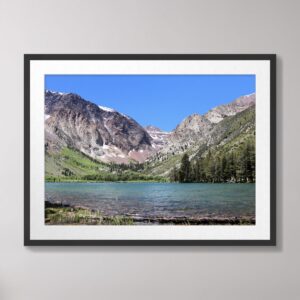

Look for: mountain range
[45,90,255,180]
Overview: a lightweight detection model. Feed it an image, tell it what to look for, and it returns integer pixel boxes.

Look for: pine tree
[204,150,212,182]
[221,155,228,182]
[194,160,201,182]
[179,153,191,183]
[227,152,236,182]
[215,156,221,182]
[170,167,178,182]
[243,140,255,182]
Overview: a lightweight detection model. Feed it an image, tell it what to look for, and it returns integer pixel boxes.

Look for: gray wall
[0,0,298,299]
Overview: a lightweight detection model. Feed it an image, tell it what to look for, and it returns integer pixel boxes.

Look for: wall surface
[0,0,299,299]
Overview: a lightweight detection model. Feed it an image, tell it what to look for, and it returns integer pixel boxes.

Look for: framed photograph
[24,54,276,246]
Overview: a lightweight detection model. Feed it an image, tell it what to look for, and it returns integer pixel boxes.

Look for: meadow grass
[45,207,134,225]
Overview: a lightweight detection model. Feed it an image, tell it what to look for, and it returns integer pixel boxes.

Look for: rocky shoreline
[45,201,255,225]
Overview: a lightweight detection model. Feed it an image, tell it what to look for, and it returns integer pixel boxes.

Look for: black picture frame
[24,54,276,246]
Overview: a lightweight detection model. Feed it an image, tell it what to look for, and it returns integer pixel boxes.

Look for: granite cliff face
[144,125,171,151]
[170,114,213,147]
[45,91,153,163]
[204,93,255,123]
[157,93,256,154]
[173,93,255,139]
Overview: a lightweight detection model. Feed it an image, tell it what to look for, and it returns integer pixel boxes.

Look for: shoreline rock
[45,201,255,225]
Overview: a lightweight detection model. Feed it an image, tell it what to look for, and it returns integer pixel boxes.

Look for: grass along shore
[45,178,168,183]
[45,201,255,225]
[45,201,134,225]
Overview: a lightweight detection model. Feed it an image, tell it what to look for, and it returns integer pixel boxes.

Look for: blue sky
[45,75,255,131]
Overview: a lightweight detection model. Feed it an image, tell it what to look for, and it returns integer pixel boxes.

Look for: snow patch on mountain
[145,125,171,152]
[46,90,67,96]
[119,112,131,120]
[98,105,115,112]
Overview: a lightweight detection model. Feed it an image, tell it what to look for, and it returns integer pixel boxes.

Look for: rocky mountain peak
[157,93,255,158]
[144,125,162,133]
[204,93,256,123]
[144,125,170,152]
[174,113,211,134]
[45,90,153,164]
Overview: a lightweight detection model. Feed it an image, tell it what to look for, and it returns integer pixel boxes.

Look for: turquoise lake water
[45,182,255,219]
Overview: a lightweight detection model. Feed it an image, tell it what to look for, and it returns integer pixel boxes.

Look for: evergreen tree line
[81,171,165,182]
[170,140,255,183]
[47,171,166,182]
[108,162,145,173]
